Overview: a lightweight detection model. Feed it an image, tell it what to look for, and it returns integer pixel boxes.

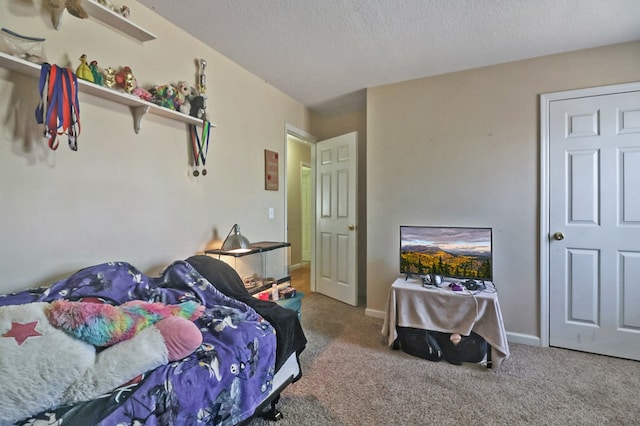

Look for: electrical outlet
[268,207,274,219]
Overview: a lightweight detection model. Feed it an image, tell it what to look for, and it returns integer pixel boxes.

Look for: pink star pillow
[2,321,42,345]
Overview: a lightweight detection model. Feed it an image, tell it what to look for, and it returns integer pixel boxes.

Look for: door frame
[285,124,317,292]
[539,81,640,348]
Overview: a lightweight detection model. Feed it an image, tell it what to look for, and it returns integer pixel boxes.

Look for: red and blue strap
[36,64,82,151]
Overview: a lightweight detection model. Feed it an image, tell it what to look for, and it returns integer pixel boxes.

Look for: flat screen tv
[400,226,492,280]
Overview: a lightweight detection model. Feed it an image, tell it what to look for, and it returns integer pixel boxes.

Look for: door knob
[347,224,356,231]
[552,232,565,241]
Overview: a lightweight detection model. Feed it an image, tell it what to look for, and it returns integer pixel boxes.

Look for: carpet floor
[251,292,640,426]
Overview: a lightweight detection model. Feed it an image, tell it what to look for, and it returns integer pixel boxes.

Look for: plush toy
[189,93,207,119]
[174,81,192,114]
[114,66,134,93]
[114,66,153,101]
[150,84,178,110]
[0,299,204,425]
[47,0,88,19]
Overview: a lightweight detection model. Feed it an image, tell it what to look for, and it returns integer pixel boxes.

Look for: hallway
[290,262,310,295]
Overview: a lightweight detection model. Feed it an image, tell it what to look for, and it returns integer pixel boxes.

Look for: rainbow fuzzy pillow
[45,300,204,347]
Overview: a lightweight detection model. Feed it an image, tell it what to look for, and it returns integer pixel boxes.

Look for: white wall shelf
[0,51,214,133]
[53,0,156,42]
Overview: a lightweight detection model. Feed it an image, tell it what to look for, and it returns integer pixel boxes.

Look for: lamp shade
[221,224,251,252]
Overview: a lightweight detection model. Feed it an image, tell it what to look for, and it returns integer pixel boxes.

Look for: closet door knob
[552,232,565,241]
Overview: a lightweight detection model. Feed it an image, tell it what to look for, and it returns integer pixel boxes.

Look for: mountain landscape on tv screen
[401,245,492,279]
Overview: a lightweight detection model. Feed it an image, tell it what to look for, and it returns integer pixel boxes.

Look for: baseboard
[365,308,386,319]
[506,332,541,346]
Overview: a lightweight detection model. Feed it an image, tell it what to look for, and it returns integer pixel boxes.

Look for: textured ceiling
[137,0,640,115]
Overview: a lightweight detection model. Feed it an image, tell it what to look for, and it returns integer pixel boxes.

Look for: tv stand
[382,277,510,369]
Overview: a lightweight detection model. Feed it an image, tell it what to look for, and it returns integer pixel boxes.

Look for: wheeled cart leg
[258,395,283,421]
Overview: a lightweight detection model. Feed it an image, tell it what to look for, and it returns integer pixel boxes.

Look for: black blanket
[186,255,307,371]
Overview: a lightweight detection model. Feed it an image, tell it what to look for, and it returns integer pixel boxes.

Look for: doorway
[540,81,640,360]
[286,128,314,295]
[285,128,360,305]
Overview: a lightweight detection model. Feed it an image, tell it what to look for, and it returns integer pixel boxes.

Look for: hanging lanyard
[189,120,211,176]
[36,64,81,151]
[63,67,81,150]
[35,63,50,131]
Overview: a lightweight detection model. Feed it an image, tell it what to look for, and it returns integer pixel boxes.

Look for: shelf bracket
[130,105,150,134]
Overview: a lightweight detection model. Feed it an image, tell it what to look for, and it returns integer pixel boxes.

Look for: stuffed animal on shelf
[47,0,88,19]
[149,84,178,110]
[114,66,153,101]
[114,66,134,93]
[189,93,207,119]
[174,81,192,114]
[0,299,204,425]
[132,84,153,102]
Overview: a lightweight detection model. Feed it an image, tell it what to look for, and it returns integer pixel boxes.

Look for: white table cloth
[382,277,510,369]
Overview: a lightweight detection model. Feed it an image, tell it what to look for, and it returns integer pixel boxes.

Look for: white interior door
[316,132,358,306]
[548,87,640,360]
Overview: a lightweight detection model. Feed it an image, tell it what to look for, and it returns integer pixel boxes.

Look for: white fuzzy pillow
[0,302,168,425]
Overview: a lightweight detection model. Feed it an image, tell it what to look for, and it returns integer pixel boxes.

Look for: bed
[0,256,306,425]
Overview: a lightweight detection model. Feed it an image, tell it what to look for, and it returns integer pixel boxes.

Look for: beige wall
[366,41,640,340]
[0,1,309,293]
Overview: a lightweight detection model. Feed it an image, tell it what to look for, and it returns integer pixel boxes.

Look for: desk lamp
[221,224,251,253]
